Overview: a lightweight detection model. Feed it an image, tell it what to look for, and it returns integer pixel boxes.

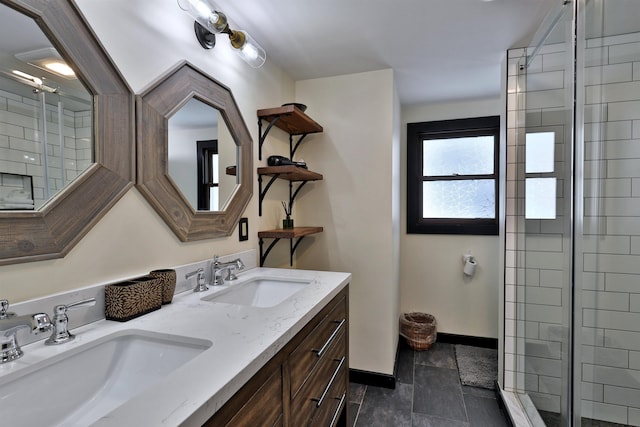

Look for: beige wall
[401,99,502,338]
[293,69,401,376]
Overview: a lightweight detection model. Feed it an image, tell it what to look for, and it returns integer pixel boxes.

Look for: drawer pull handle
[329,392,347,427]
[312,318,346,358]
[312,356,345,408]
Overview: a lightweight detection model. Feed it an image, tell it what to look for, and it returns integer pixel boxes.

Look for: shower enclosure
[0,73,92,209]
[504,0,640,425]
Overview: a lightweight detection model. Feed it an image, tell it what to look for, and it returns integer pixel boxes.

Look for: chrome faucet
[0,299,52,363]
[45,298,96,345]
[212,255,245,286]
[186,268,207,292]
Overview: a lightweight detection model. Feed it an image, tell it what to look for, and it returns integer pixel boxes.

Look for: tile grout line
[352,384,366,426]
[411,347,416,426]
[454,344,471,425]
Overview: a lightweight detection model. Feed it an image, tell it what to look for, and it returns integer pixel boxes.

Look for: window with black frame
[197,139,219,211]
[406,116,499,235]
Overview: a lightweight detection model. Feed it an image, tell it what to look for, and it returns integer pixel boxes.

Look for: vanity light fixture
[177,0,266,68]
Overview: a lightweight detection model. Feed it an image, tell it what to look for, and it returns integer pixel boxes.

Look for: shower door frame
[505,0,578,424]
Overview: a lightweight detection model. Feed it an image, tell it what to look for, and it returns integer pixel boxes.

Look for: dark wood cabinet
[203,286,349,426]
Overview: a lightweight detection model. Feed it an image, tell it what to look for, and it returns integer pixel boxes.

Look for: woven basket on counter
[399,312,437,351]
[104,276,162,322]
[149,269,177,304]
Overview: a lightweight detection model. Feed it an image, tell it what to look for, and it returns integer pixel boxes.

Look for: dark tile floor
[349,342,510,427]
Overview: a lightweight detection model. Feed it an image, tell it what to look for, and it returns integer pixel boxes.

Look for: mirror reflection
[0,4,93,211]
[168,98,238,212]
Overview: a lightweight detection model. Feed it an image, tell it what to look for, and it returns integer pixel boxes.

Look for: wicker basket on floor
[399,312,437,351]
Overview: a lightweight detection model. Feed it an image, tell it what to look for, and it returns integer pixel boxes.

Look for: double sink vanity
[0,265,350,426]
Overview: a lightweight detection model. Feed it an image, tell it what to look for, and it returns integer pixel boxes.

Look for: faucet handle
[60,298,97,313]
[186,268,208,292]
[0,299,16,319]
[45,297,96,345]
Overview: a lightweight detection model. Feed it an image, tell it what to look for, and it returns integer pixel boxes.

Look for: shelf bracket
[289,180,309,213]
[290,236,306,266]
[290,133,308,159]
[258,173,281,216]
[259,236,307,267]
[258,117,281,161]
[259,237,281,267]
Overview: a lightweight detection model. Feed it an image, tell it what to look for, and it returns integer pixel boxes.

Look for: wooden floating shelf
[258,226,323,239]
[258,227,323,266]
[257,166,322,216]
[257,166,323,181]
[257,104,325,267]
[257,105,323,135]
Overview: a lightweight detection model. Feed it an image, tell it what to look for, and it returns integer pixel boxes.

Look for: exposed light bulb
[242,44,259,61]
[177,0,228,33]
[178,0,211,17]
[229,30,266,68]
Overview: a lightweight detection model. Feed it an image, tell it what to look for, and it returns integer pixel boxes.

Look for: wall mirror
[0,0,133,265]
[136,62,252,241]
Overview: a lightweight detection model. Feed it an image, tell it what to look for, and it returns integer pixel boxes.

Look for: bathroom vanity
[0,267,350,426]
[204,286,348,426]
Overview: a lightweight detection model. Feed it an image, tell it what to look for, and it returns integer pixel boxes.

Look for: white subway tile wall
[0,88,90,208]
[518,38,570,418]
[506,29,640,425]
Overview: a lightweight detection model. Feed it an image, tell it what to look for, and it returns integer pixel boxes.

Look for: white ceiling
[213,0,557,105]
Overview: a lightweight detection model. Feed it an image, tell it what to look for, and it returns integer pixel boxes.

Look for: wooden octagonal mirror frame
[136,62,253,241]
[0,0,133,265]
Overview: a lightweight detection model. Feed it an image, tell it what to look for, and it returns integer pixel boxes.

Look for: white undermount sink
[201,277,311,307]
[0,330,211,426]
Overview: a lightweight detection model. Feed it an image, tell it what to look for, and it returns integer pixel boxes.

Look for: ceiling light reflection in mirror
[0,5,93,211]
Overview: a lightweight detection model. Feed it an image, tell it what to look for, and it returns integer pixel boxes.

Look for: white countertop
[0,267,350,426]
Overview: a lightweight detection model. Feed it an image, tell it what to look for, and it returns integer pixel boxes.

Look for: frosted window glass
[526,132,555,173]
[211,154,219,183]
[526,178,556,219]
[422,180,495,218]
[423,136,494,176]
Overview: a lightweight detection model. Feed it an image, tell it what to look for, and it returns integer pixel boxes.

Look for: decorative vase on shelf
[283,217,294,229]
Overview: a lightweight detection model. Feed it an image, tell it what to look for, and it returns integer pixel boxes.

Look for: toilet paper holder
[462,253,477,277]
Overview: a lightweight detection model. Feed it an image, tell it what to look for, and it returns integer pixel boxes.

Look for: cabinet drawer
[291,329,346,426]
[290,296,346,398]
[204,365,283,427]
[310,367,347,427]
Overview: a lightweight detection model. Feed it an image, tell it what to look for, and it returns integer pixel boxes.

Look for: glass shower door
[507,1,640,425]
[510,1,575,425]
[39,89,92,206]
[575,0,640,425]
